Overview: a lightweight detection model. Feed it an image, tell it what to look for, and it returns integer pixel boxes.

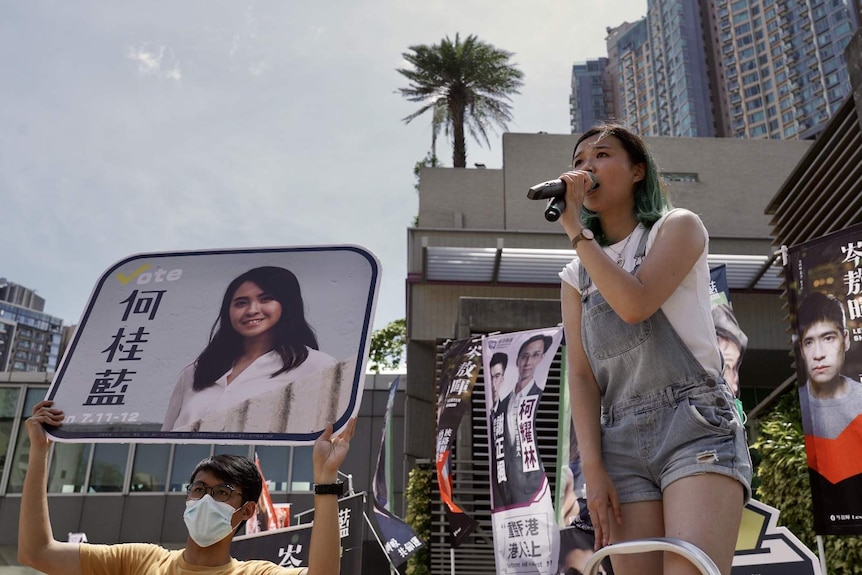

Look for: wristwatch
[570,228,595,249]
[314,482,344,496]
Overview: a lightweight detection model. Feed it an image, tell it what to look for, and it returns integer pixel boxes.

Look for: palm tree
[397,34,524,168]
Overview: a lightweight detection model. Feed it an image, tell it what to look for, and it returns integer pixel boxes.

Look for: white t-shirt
[162,348,337,431]
[559,209,721,377]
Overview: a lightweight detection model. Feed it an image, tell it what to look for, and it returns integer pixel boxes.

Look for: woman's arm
[18,401,83,575]
[561,282,621,548]
[570,210,705,324]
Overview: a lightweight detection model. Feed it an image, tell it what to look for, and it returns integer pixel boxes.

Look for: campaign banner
[784,224,862,535]
[709,264,748,399]
[371,376,423,566]
[435,336,482,547]
[45,246,379,444]
[484,327,563,575]
[233,491,364,572]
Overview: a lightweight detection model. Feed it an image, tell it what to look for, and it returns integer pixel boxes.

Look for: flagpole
[816,535,828,575]
[450,547,455,575]
[363,509,399,575]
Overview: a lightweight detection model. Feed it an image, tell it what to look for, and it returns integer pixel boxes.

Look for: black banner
[371,376,423,566]
[784,223,862,535]
[231,491,365,571]
[435,337,482,547]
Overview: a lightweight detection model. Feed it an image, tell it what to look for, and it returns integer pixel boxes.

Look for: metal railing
[582,537,720,575]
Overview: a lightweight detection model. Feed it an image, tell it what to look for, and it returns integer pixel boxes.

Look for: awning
[423,246,783,290]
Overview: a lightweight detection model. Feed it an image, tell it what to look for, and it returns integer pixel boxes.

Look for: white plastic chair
[581,537,721,575]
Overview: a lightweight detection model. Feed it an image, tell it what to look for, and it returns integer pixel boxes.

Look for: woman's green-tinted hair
[572,123,671,246]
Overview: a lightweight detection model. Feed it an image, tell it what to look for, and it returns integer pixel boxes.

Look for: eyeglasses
[186,481,240,503]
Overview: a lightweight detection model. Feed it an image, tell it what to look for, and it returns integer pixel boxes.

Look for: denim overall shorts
[579,230,752,503]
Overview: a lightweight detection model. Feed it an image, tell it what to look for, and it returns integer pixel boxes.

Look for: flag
[370,376,423,566]
[246,452,279,535]
[435,337,482,546]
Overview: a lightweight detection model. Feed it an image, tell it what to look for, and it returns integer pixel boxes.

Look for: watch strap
[314,482,344,496]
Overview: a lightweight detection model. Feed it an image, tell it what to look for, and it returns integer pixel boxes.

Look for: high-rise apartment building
[569,58,611,133]
[572,0,860,139]
[0,280,64,372]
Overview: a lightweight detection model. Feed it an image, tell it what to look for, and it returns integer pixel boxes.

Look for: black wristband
[313,482,344,496]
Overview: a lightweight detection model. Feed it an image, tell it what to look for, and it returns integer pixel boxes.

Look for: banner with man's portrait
[784,223,862,535]
[483,326,563,575]
[45,246,379,444]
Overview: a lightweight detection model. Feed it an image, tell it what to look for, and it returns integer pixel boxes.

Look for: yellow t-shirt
[80,543,305,575]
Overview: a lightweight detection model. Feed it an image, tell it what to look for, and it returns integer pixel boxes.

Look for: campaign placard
[46,245,379,444]
[784,224,862,534]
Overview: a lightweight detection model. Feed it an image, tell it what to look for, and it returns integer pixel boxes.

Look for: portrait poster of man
[784,223,862,535]
[483,326,563,575]
[709,264,748,399]
[45,245,379,444]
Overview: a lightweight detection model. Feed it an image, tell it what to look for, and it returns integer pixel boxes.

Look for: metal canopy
[424,246,784,290]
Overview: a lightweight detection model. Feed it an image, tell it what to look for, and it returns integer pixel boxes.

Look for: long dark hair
[193,266,320,391]
[572,122,672,246]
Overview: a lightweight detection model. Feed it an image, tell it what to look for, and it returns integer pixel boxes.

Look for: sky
[0,0,648,333]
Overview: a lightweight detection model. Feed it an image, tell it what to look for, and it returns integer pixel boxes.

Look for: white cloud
[126,43,181,81]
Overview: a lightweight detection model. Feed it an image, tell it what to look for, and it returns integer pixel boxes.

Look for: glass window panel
[0,387,21,478]
[169,445,210,492]
[88,444,129,492]
[131,444,170,492]
[255,445,290,492]
[290,446,313,491]
[6,388,48,494]
[214,444,250,457]
[48,443,91,493]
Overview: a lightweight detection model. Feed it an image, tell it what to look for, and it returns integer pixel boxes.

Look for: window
[169,445,211,492]
[130,444,170,492]
[0,387,21,486]
[256,445,291,492]
[291,446,314,491]
[5,388,49,493]
[48,444,91,493]
[661,172,700,182]
[88,444,129,492]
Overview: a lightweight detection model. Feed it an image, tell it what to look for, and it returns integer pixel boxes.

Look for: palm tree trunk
[450,99,467,168]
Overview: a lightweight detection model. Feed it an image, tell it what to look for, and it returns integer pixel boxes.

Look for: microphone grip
[545,197,565,222]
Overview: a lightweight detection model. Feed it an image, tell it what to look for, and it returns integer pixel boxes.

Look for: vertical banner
[709,264,748,399]
[483,327,563,574]
[784,223,862,535]
[371,377,423,566]
[232,492,364,572]
[435,337,482,547]
[245,453,279,535]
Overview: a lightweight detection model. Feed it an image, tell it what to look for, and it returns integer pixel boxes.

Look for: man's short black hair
[490,352,508,371]
[518,334,553,358]
[798,292,846,338]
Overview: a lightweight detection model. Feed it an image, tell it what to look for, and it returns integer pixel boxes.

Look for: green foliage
[405,464,433,575]
[368,318,406,374]
[397,33,524,168]
[751,390,862,573]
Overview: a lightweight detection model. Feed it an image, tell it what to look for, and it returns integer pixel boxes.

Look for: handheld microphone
[527,173,598,222]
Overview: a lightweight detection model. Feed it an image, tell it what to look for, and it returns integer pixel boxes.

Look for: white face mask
[183,494,241,547]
